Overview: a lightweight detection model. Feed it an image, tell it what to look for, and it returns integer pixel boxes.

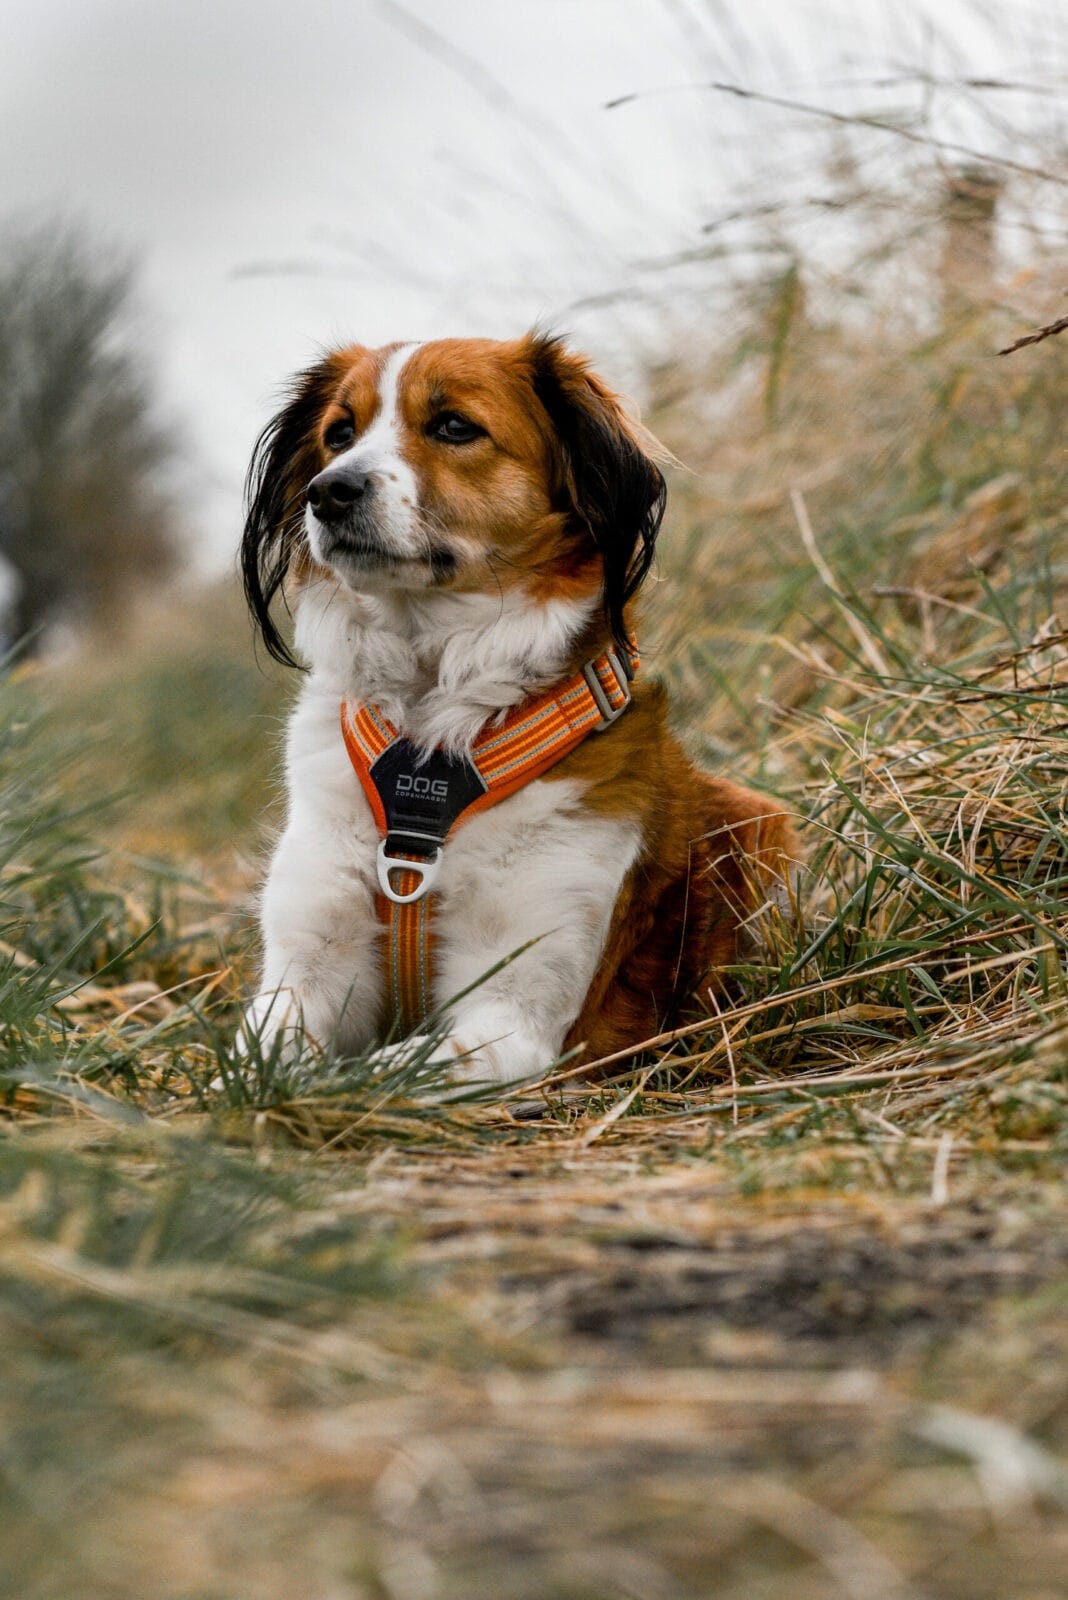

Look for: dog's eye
[324,417,355,452]
[429,411,485,444]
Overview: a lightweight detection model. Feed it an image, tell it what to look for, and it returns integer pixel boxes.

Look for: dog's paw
[366,1034,505,1101]
[215,989,325,1090]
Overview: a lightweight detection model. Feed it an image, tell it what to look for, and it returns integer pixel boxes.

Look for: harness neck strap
[341,640,638,1032]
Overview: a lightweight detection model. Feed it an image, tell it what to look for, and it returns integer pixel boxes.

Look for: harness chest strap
[341,642,639,1033]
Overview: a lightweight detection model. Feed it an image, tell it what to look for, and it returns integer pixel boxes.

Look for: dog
[239,333,796,1089]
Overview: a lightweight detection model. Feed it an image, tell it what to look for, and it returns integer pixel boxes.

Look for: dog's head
[242,334,667,664]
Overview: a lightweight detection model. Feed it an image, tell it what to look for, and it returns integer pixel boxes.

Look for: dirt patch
[351,1148,1067,1365]
[553,1207,1065,1354]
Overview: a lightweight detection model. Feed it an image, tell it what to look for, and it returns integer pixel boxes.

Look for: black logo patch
[370,739,488,856]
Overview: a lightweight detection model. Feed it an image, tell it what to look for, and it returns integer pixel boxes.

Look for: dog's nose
[307,464,371,521]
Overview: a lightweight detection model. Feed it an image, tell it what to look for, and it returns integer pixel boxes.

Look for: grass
[0,291,1065,1596]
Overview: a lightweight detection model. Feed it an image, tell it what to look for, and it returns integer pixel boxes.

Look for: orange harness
[341,641,638,1033]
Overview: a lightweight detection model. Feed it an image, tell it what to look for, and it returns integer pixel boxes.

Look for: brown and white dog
[240,333,795,1088]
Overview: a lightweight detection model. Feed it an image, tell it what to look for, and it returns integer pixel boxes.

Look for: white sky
[0,0,1060,568]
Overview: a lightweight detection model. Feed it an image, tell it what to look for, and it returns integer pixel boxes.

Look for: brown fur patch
[544,680,798,1063]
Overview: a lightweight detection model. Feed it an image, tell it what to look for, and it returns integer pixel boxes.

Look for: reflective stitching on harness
[417,893,431,1020]
[342,640,639,1035]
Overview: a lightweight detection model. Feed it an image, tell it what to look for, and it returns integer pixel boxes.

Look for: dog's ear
[528,333,667,647]
[241,354,340,667]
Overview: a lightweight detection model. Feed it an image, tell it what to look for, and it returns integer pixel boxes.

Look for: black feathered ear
[529,334,666,648]
[241,354,340,667]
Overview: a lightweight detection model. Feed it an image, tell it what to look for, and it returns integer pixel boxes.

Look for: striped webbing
[341,641,638,1033]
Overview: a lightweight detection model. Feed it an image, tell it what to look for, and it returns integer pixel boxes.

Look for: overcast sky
[1,0,1060,568]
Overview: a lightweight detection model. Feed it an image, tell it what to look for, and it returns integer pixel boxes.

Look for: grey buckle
[377,839,443,904]
[583,649,632,732]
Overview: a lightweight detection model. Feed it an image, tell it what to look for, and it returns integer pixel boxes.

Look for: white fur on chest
[292,579,597,757]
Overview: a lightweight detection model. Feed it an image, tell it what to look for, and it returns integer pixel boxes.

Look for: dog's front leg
[423,802,644,1090]
[240,818,383,1064]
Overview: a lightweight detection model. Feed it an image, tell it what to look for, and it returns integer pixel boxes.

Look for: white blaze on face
[304,341,424,569]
